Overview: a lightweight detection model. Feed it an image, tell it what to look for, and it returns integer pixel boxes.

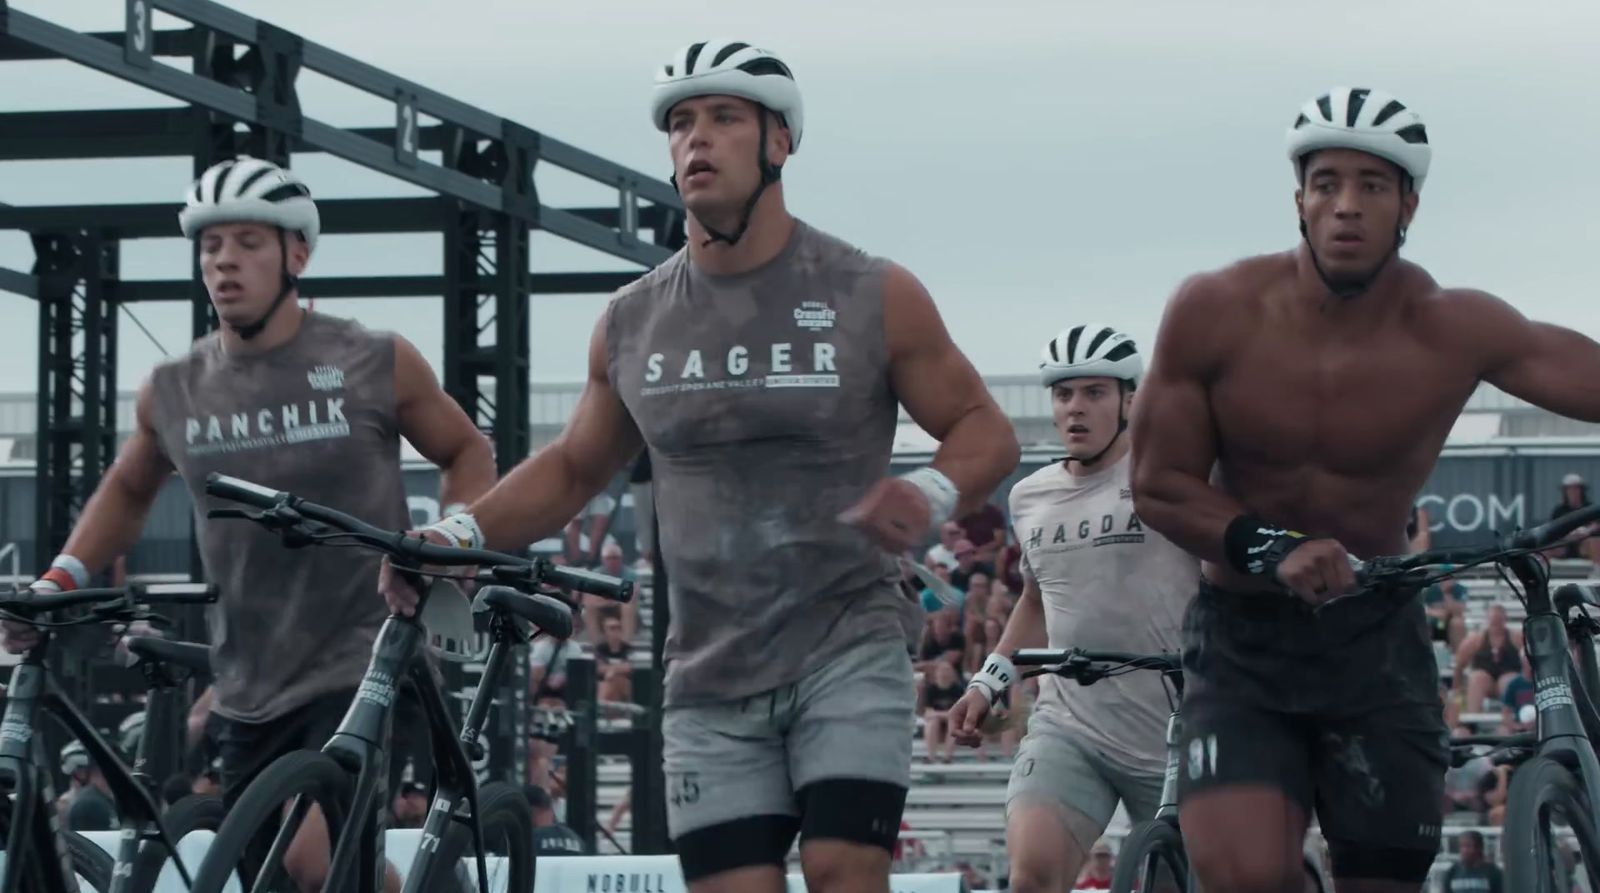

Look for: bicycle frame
[261,604,526,893]
[0,634,182,893]
[1513,556,1600,799]
[1150,668,1187,825]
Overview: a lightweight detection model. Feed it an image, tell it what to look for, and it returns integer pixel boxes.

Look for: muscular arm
[884,264,1020,515]
[393,336,496,511]
[57,380,175,573]
[467,308,644,552]
[1466,290,1600,422]
[1129,275,1250,564]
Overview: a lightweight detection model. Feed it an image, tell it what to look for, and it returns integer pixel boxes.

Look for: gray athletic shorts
[661,636,916,839]
[1007,714,1164,851]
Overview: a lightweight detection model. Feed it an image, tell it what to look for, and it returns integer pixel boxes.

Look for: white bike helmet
[1039,323,1143,389]
[179,157,318,339]
[1285,87,1431,192]
[118,711,145,757]
[60,739,90,776]
[651,40,802,247]
[651,40,803,151]
[179,156,320,252]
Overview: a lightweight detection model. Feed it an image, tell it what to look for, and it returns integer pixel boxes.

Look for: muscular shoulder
[304,311,394,352]
[607,248,690,325]
[792,221,885,278]
[148,329,223,389]
[1008,463,1066,515]
[1405,280,1529,368]
[1151,252,1291,375]
[1170,253,1292,318]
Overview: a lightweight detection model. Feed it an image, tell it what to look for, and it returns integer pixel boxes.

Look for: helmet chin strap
[671,114,783,248]
[230,228,298,341]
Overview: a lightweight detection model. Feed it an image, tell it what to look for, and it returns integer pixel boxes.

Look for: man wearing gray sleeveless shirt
[383,40,1018,893]
[3,157,494,893]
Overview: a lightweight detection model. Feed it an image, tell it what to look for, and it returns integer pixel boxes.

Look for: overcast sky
[2,0,1597,393]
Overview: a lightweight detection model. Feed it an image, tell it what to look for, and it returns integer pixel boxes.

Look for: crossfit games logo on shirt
[793,301,835,332]
[307,364,345,391]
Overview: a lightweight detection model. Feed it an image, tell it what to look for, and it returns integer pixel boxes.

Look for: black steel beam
[0,198,445,239]
[0,266,39,299]
[0,201,681,253]
[1,5,675,267]
[0,27,195,61]
[0,108,199,161]
[112,272,638,302]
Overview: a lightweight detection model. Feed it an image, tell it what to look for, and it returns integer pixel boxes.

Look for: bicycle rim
[1504,756,1600,893]
[1110,819,1187,893]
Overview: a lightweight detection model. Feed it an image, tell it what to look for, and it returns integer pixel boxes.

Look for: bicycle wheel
[413,782,535,893]
[0,801,115,892]
[188,751,351,893]
[127,793,225,893]
[1503,755,1600,893]
[1110,818,1188,893]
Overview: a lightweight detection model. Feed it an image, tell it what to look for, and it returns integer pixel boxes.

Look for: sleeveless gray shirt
[608,221,923,707]
[148,312,410,722]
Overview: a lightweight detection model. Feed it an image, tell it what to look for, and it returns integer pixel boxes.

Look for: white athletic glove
[967,652,1017,707]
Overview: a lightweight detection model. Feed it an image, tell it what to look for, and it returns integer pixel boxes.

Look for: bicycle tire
[413,782,535,893]
[1110,817,1188,893]
[126,793,225,893]
[1503,755,1600,893]
[0,801,115,892]
[188,751,351,893]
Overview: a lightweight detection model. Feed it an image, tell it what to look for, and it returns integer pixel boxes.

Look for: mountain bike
[118,633,225,893]
[1015,646,1458,893]
[0,582,218,893]
[1346,500,1600,892]
[189,472,632,893]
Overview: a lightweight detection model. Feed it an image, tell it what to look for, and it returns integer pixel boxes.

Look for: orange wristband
[38,568,78,591]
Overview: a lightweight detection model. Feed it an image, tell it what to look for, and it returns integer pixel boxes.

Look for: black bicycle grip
[1511,501,1600,551]
[541,561,634,603]
[204,473,286,509]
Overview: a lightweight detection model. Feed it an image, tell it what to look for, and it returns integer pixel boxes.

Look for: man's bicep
[115,381,177,500]
[393,336,487,465]
[1131,279,1224,481]
[883,264,993,439]
[554,311,645,489]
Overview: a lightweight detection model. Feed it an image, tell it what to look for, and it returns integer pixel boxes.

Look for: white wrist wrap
[898,467,960,532]
[50,554,91,589]
[967,652,1016,706]
[425,513,484,551]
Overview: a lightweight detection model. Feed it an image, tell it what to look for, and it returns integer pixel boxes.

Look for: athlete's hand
[1274,538,1358,605]
[840,478,932,554]
[377,529,452,618]
[0,579,61,655]
[948,688,993,748]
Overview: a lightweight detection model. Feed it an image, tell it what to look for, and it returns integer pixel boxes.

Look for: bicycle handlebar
[204,473,633,603]
[1012,648,1181,673]
[1338,501,1600,594]
[0,583,217,618]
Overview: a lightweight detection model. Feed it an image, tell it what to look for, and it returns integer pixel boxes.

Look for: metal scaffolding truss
[0,0,686,562]
[0,1,683,810]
